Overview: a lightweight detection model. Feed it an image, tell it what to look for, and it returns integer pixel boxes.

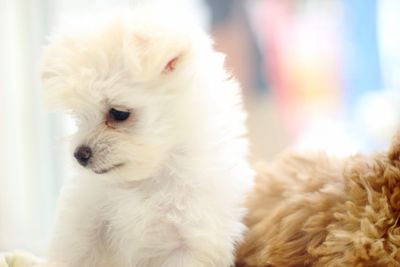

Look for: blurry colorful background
[0,0,399,255]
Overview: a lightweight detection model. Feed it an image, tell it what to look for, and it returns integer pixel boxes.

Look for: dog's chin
[92,163,125,174]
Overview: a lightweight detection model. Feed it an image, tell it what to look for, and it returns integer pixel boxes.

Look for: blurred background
[1,0,399,255]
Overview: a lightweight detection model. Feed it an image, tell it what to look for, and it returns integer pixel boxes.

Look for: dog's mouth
[92,163,125,174]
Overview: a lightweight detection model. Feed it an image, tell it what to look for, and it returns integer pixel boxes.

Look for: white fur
[40,7,253,267]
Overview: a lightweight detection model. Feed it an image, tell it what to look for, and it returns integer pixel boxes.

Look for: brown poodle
[236,133,400,267]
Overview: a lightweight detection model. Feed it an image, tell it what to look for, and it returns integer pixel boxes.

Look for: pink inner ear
[163,57,179,73]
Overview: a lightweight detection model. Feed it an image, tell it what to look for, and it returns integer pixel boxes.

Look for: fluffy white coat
[40,8,253,267]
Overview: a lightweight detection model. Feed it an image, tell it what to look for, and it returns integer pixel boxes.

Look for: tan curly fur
[236,132,400,267]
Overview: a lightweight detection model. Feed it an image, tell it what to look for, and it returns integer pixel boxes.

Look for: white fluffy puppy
[40,7,253,267]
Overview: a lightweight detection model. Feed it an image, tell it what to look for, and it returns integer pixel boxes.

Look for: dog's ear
[40,39,80,111]
[125,29,192,82]
[133,33,185,74]
[389,131,400,161]
[40,53,61,110]
[40,50,65,110]
[163,56,179,74]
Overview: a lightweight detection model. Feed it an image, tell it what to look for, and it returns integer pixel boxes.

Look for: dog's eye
[109,108,130,122]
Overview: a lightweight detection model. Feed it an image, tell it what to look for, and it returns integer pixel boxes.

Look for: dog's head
[41,9,212,181]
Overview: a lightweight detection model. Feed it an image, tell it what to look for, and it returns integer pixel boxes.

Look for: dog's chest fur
[95,175,194,264]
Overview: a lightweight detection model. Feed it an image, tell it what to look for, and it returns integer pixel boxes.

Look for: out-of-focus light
[355,89,400,143]
[294,119,360,157]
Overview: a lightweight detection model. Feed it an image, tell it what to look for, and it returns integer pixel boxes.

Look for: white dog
[40,7,253,267]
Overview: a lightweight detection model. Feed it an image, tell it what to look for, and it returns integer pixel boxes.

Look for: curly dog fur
[236,132,400,267]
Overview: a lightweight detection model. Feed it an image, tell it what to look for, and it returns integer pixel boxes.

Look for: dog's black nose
[74,145,92,166]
